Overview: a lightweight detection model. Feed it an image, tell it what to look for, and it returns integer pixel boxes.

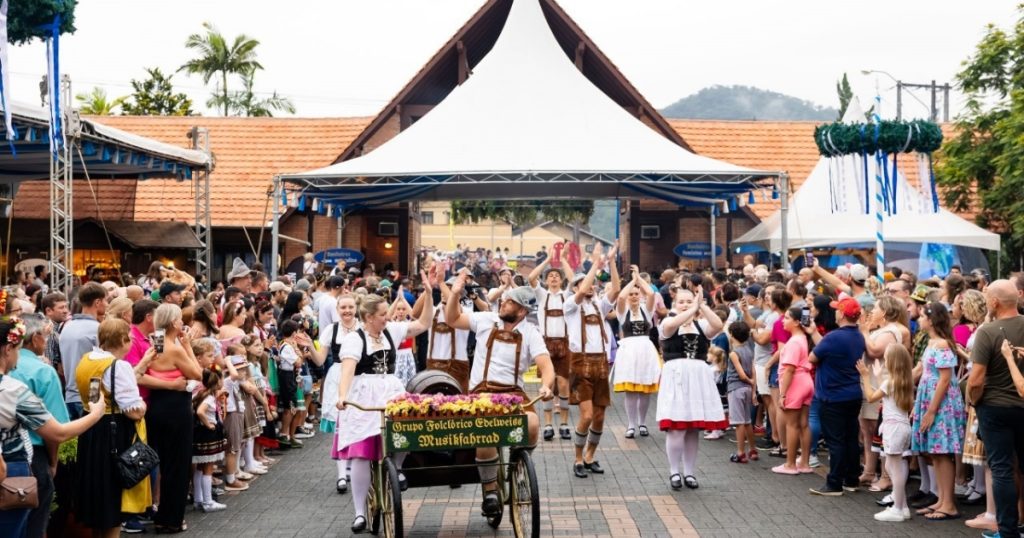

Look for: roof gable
[334,0,689,163]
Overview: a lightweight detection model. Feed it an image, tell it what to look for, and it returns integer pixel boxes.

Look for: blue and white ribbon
[0,0,15,144]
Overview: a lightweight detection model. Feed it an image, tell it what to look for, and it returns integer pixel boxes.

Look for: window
[640,225,660,239]
[378,221,399,237]
[421,211,434,225]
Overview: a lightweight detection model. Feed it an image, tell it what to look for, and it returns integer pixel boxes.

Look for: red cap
[829,296,861,319]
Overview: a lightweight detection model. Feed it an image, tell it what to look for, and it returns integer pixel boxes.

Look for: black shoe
[543,425,555,441]
[809,485,844,497]
[910,492,938,509]
[638,425,650,437]
[351,515,367,533]
[337,477,348,494]
[755,438,777,449]
[670,473,683,490]
[907,489,929,503]
[683,475,699,489]
[584,460,604,474]
[481,492,501,517]
[875,494,894,507]
[624,428,636,439]
[398,472,408,491]
[573,463,588,478]
[559,424,572,440]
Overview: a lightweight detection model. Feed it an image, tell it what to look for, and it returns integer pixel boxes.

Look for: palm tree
[179,22,263,116]
[228,66,296,117]
[75,87,125,115]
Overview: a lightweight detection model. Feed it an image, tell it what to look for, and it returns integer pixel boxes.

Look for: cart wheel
[509,449,540,538]
[368,462,381,535]
[381,457,405,538]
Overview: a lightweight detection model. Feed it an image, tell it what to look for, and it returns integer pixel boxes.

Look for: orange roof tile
[14,116,372,227]
[668,120,976,222]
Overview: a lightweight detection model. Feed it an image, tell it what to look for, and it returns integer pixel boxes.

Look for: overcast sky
[7,0,1017,119]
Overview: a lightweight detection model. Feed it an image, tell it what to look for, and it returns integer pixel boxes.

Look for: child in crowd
[193,369,227,512]
[244,335,276,466]
[859,344,914,522]
[221,346,250,492]
[227,344,268,477]
[726,321,758,463]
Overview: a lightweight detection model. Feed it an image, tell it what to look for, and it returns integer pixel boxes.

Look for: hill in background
[661,85,837,121]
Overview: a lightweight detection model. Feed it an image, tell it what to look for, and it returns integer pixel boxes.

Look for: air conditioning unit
[378,221,399,237]
[640,225,660,239]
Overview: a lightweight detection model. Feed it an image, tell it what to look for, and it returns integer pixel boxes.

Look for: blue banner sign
[674,242,723,259]
[314,248,364,265]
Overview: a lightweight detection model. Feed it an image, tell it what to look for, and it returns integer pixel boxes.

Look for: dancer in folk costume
[335,280,433,533]
[613,265,660,438]
[445,272,555,517]
[528,249,573,440]
[417,265,473,392]
[564,243,621,478]
[657,286,726,490]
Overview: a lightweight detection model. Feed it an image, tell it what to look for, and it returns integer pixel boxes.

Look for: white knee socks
[927,464,938,496]
[202,474,213,505]
[888,457,909,511]
[624,393,639,430]
[350,459,371,518]
[242,439,255,471]
[681,429,700,477]
[917,456,931,493]
[665,430,686,475]
[337,459,348,480]
[973,464,986,494]
[637,393,651,427]
[193,469,204,505]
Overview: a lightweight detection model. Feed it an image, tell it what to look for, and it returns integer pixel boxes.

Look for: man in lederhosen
[446,269,555,518]
[564,243,620,478]
[528,249,572,440]
[422,276,474,391]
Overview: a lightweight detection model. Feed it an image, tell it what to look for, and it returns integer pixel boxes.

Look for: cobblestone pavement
[184,392,984,537]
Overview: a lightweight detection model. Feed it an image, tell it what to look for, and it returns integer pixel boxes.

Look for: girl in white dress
[657,287,725,490]
[335,282,432,534]
[613,267,660,438]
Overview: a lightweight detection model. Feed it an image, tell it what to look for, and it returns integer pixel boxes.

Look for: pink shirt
[125,325,152,399]
[771,317,791,352]
[780,335,810,373]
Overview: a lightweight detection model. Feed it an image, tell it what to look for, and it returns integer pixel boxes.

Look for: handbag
[0,476,38,510]
[0,375,40,510]
[108,359,160,488]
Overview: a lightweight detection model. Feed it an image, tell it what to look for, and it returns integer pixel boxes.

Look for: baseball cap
[850,264,869,284]
[294,279,312,292]
[229,354,248,367]
[829,296,861,319]
[571,273,586,287]
[269,281,291,293]
[744,284,762,298]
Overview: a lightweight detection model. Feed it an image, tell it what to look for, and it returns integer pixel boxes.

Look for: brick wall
[362,114,401,155]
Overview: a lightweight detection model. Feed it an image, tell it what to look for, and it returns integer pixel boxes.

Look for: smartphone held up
[88,377,102,404]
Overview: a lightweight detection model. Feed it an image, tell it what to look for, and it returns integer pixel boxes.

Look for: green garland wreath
[814,119,943,157]
[7,0,77,45]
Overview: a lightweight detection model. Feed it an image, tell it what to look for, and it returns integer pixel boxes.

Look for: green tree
[120,68,194,116]
[6,0,76,45]
[836,73,854,120]
[75,87,125,115]
[936,12,1024,270]
[450,200,594,228]
[226,66,295,117]
[179,22,263,116]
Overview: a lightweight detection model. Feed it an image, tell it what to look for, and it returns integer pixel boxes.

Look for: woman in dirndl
[336,283,433,534]
[311,294,361,494]
[388,289,419,387]
[656,286,725,491]
[613,267,660,438]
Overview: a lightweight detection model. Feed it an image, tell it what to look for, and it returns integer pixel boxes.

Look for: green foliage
[121,68,194,116]
[179,22,264,116]
[58,437,77,464]
[450,200,594,227]
[836,73,854,120]
[661,85,837,120]
[814,120,943,156]
[936,12,1024,268]
[7,0,76,45]
[75,87,125,115]
[224,66,295,117]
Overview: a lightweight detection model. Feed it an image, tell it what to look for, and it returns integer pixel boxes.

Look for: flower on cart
[391,432,409,449]
[508,427,524,444]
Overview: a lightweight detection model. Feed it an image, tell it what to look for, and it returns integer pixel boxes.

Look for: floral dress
[910,345,966,454]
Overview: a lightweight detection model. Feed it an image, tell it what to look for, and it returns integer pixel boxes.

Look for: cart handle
[526,394,546,409]
[342,401,385,412]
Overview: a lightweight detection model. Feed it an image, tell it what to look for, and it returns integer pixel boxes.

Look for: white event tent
[273,0,783,275]
[732,102,999,254]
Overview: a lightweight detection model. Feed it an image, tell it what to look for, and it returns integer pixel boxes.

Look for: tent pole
[709,206,716,271]
[780,173,790,272]
[271,175,281,277]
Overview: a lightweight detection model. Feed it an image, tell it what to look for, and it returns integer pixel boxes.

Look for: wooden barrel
[406,369,463,395]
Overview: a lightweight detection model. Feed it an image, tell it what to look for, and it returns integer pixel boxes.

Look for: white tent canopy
[733,102,999,252]
[278,0,779,206]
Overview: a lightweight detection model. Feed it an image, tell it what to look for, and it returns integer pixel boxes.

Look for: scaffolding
[191,127,212,284]
[49,75,78,293]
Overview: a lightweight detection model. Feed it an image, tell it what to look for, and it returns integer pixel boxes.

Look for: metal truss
[49,75,78,292]
[191,127,212,284]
